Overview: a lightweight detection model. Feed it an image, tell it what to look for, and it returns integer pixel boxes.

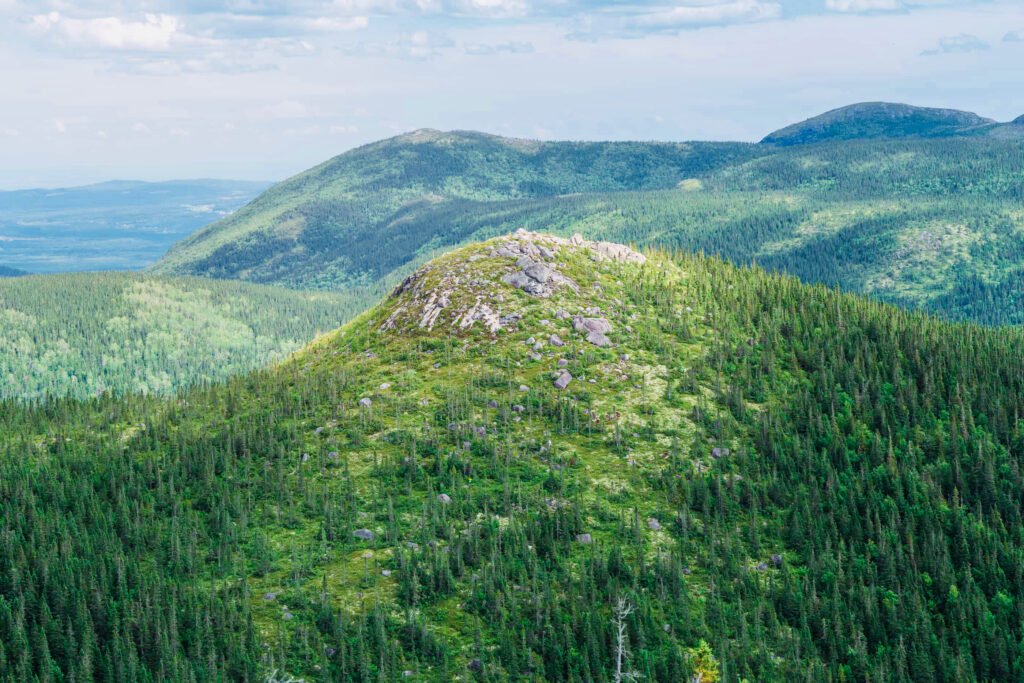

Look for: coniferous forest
[3,232,1024,682]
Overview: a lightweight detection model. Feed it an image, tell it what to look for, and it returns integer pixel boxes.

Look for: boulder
[586,331,612,347]
[353,529,375,541]
[576,533,593,544]
[647,518,662,531]
[573,316,612,335]
[437,493,452,504]
[358,397,372,408]
[549,334,565,347]
[553,371,572,390]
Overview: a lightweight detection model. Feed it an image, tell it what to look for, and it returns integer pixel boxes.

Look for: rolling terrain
[0,179,268,273]
[151,108,1024,325]
[0,272,364,400]
[4,233,1024,681]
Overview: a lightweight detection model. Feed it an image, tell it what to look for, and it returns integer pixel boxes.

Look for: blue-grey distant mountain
[0,265,26,277]
[760,102,1021,145]
[0,179,270,273]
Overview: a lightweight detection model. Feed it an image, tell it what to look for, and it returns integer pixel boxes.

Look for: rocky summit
[378,230,646,342]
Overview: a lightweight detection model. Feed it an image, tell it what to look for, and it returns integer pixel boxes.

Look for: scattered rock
[437,493,452,504]
[519,385,530,392]
[379,382,391,390]
[557,359,569,368]
[771,554,783,567]
[263,592,277,601]
[711,447,731,459]
[586,331,612,347]
[573,316,612,335]
[328,451,339,460]
[511,404,525,413]
[468,659,483,673]
[553,371,573,390]
[487,399,498,408]
[648,518,662,531]
[353,529,375,541]
[549,334,565,347]
[358,397,372,408]
[576,533,593,544]
[382,569,392,577]
[755,562,768,572]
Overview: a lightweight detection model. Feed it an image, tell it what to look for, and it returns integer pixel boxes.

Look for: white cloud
[53,120,67,134]
[31,12,183,51]
[1004,29,1024,42]
[826,0,900,10]
[921,32,989,54]
[344,30,455,59]
[630,1,782,29]
[132,122,152,133]
[464,40,533,55]
[569,0,783,39]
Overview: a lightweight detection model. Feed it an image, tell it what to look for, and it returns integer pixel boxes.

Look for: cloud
[343,30,455,59]
[921,32,989,55]
[30,12,183,51]
[464,40,533,55]
[568,0,782,40]
[1004,29,1024,42]
[825,0,901,11]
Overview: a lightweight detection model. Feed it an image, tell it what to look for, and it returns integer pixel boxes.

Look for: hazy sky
[1,0,1022,188]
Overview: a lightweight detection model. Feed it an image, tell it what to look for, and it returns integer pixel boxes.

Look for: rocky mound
[378,230,648,344]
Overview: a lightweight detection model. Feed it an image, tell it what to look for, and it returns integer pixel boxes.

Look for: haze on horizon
[1,0,1022,189]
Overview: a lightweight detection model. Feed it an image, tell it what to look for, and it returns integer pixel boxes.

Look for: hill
[151,130,760,288]
[760,102,996,145]
[5,233,1024,681]
[153,128,1024,325]
[0,272,366,400]
[0,178,268,273]
[0,266,26,277]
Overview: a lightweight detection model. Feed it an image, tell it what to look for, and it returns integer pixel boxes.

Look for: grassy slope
[0,271,368,400]
[17,234,1023,681]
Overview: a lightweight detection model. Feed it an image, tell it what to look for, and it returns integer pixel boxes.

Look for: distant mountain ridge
[0,266,27,277]
[761,102,1023,145]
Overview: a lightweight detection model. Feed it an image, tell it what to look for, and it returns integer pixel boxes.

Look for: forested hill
[152,130,759,288]
[153,122,1024,325]
[7,232,1024,681]
[0,272,365,400]
[759,102,1017,146]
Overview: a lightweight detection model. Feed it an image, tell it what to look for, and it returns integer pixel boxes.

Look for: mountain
[760,102,997,145]
[153,126,1024,325]
[151,130,760,288]
[0,178,269,273]
[0,271,366,400]
[5,232,1024,681]
[0,265,26,277]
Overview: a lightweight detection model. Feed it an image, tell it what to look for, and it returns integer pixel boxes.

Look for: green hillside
[151,124,1024,325]
[760,102,997,146]
[0,272,367,400]
[6,233,1024,681]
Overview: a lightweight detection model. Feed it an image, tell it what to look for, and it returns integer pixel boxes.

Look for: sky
[1,0,1022,188]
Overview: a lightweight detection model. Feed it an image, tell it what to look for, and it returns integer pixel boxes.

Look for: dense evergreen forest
[0,272,365,400]
[152,129,1024,325]
[5,233,1024,681]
